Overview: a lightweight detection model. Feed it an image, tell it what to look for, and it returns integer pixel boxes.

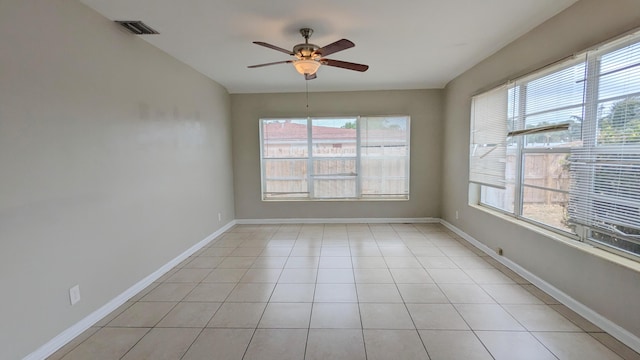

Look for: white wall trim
[235,217,439,224]
[440,219,640,354]
[24,220,237,360]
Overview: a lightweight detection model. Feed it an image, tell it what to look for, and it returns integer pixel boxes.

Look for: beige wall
[0,1,234,358]
[231,90,443,219]
[442,0,640,344]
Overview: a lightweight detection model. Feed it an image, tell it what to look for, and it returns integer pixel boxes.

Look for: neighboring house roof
[263,122,354,140]
[263,121,406,141]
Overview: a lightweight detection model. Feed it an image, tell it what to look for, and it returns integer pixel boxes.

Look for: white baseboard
[440,219,640,354]
[24,220,237,360]
[235,217,439,225]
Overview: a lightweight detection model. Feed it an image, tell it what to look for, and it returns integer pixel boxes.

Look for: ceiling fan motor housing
[293,43,320,59]
[294,28,319,59]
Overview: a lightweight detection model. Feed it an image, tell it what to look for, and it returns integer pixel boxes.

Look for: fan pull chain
[306,79,310,119]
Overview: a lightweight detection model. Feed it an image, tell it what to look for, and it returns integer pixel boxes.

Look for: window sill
[470,203,640,274]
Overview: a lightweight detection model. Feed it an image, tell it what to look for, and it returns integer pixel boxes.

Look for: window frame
[260,115,411,202]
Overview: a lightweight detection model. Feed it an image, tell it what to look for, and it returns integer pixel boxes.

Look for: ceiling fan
[248,28,369,80]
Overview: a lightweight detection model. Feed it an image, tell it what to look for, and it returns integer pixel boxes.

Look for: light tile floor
[49,223,640,360]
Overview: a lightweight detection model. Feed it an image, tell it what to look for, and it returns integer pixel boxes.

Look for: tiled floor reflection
[49,223,640,360]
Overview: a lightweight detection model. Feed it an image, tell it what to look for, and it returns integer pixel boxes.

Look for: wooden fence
[263,144,408,197]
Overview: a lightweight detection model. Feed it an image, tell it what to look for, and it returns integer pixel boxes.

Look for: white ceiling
[80,0,578,94]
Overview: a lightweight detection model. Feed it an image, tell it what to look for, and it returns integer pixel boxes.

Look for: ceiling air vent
[115,21,159,35]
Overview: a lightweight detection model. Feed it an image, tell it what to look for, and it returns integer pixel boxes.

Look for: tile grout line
[351,225,371,360]
[113,327,154,360]
[399,224,439,359]
[303,224,324,360]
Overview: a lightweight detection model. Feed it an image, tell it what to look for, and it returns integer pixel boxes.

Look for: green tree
[598,97,640,144]
[341,121,356,129]
[342,119,404,130]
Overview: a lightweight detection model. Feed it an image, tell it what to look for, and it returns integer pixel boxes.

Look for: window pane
[311,118,357,157]
[600,41,640,73]
[264,186,308,199]
[360,116,410,198]
[596,40,640,146]
[597,97,640,145]
[522,153,571,191]
[598,41,640,101]
[360,117,409,153]
[480,148,517,213]
[481,183,516,213]
[361,157,408,196]
[598,67,640,101]
[522,187,572,233]
[264,159,308,198]
[572,152,640,228]
[592,153,640,202]
[264,159,307,179]
[313,158,356,176]
[314,178,356,198]
[310,119,357,199]
[524,107,583,148]
[262,119,308,158]
[525,62,586,115]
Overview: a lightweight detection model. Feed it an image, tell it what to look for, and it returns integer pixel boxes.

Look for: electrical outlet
[218,212,221,222]
[455,210,459,220]
[69,285,81,305]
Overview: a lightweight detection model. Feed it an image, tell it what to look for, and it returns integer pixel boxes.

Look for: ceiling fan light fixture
[293,59,321,75]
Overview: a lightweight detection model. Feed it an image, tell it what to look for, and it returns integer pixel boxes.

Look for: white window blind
[569,36,640,254]
[469,85,508,188]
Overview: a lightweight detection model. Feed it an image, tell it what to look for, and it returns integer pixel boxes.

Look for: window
[260,116,410,201]
[473,30,640,259]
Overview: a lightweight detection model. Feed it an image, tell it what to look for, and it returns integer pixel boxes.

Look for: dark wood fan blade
[314,39,354,57]
[321,59,369,72]
[253,41,294,55]
[247,60,292,68]
[305,73,317,80]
